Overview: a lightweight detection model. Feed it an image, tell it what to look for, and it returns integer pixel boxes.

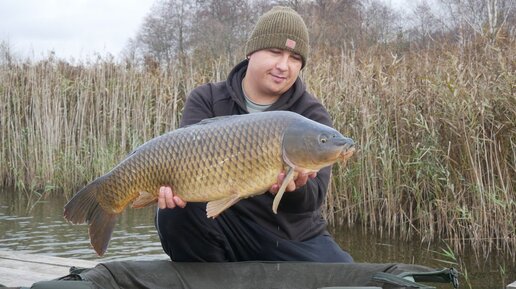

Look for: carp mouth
[339,147,356,161]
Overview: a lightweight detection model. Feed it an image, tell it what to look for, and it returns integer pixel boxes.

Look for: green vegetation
[1,37,514,264]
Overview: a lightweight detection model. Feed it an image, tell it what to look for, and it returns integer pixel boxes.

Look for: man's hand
[269,172,317,194]
[158,186,187,209]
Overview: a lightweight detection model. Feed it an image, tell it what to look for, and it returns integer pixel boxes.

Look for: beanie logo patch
[285,38,296,49]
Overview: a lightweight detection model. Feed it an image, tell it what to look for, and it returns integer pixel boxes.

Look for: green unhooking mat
[28,261,459,289]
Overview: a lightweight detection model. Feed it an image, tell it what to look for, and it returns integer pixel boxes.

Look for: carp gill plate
[64,111,355,255]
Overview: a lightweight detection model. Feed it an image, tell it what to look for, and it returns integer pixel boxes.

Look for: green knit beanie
[245,6,309,67]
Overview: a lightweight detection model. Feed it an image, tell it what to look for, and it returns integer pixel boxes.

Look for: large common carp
[64,111,355,256]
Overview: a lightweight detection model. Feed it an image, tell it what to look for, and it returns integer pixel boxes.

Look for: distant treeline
[121,0,514,68]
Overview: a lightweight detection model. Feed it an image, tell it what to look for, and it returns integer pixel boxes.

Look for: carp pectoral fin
[272,167,295,214]
[206,194,241,218]
[132,191,158,208]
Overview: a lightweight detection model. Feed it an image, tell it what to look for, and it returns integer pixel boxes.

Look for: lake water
[1,189,514,288]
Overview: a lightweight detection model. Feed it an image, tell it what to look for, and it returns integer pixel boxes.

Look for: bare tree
[305,0,364,51]
[407,1,442,46]
[130,0,194,66]
[438,0,514,43]
[189,0,255,59]
[0,40,15,67]
[362,0,402,45]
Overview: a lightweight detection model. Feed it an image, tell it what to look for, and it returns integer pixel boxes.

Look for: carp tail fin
[64,175,117,256]
[88,206,117,257]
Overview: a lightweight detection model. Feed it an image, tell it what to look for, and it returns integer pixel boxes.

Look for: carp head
[282,118,355,172]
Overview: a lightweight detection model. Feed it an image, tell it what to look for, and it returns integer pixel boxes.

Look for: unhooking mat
[28,261,459,289]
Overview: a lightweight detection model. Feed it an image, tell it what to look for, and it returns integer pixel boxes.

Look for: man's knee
[319,234,353,263]
[155,205,230,262]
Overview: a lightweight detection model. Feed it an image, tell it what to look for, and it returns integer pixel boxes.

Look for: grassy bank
[1,40,514,260]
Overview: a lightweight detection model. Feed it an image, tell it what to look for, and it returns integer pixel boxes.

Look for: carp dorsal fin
[132,191,158,208]
[206,193,241,218]
[272,167,295,214]
[182,115,236,129]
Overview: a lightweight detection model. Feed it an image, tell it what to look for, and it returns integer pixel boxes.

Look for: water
[332,227,515,288]
[1,189,514,288]
[0,189,168,261]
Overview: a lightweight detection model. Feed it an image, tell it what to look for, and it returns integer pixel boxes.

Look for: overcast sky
[0,0,155,61]
[1,0,408,62]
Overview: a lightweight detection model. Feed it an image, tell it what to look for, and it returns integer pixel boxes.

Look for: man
[155,6,353,263]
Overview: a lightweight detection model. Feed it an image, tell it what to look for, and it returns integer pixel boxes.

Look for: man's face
[246,48,303,98]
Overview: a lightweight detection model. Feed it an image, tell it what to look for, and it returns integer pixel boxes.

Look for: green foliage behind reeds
[1,41,514,259]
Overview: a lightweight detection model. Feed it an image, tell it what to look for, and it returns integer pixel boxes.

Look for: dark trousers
[155,203,353,263]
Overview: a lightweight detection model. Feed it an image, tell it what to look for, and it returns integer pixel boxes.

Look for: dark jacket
[180,59,333,241]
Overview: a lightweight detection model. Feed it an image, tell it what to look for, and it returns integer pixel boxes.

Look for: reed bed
[313,41,515,262]
[1,40,514,260]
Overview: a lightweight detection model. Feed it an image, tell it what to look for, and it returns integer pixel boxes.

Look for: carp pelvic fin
[132,191,158,208]
[272,167,295,214]
[206,194,241,218]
